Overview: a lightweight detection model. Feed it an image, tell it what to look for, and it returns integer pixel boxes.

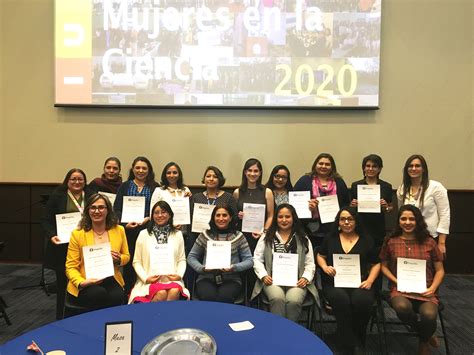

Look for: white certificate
[333,254,361,288]
[272,252,298,287]
[397,257,427,293]
[357,185,381,213]
[289,191,312,219]
[55,212,82,243]
[120,196,145,223]
[99,191,116,206]
[83,243,114,280]
[241,203,265,233]
[149,243,174,275]
[191,203,215,233]
[205,240,231,269]
[317,195,340,224]
[166,196,191,225]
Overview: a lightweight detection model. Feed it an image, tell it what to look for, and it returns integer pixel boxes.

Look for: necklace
[205,190,220,205]
[401,237,414,251]
[94,230,107,239]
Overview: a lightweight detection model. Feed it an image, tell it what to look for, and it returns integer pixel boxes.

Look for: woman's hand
[146,275,160,284]
[308,199,318,212]
[125,222,139,229]
[184,191,192,197]
[111,250,121,265]
[238,211,244,220]
[297,277,309,288]
[167,274,181,281]
[350,199,358,207]
[421,286,436,297]
[360,279,373,290]
[141,217,150,225]
[50,236,61,245]
[262,276,273,285]
[221,266,234,273]
[79,278,102,289]
[323,265,336,277]
[252,232,262,239]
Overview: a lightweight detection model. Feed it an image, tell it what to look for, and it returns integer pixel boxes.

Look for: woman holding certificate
[41,168,94,319]
[128,201,190,303]
[397,155,450,256]
[151,162,192,202]
[294,153,350,248]
[88,157,122,194]
[251,204,317,322]
[316,207,380,354]
[233,158,274,252]
[380,205,445,354]
[65,193,129,311]
[265,165,293,206]
[187,205,253,303]
[114,157,159,294]
[350,154,393,248]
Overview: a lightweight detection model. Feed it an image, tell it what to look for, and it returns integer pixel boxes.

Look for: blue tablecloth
[1,301,331,354]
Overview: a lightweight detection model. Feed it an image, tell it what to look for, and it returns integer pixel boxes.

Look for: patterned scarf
[311,176,337,219]
[152,225,171,244]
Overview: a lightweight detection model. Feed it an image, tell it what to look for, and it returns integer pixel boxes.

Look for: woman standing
[350,154,393,248]
[129,201,189,303]
[114,157,159,294]
[187,205,253,303]
[397,155,450,255]
[88,157,122,194]
[265,165,293,206]
[380,205,445,354]
[233,158,274,252]
[317,207,380,354]
[41,168,94,319]
[66,194,129,311]
[294,153,350,247]
[252,204,317,322]
[151,162,192,203]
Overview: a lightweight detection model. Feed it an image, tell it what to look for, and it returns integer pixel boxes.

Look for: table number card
[105,321,133,355]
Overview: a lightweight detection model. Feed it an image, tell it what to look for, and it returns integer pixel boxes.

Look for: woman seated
[187,205,253,303]
[65,193,130,311]
[251,203,317,322]
[317,206,380,354]
[128,201,190,303]
[380,205,445,355]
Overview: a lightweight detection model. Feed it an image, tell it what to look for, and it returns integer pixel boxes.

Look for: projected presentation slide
[55,0,382,108]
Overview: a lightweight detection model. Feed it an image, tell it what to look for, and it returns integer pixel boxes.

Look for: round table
[1,301,331,354]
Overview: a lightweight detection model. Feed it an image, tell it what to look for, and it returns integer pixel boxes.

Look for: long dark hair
[160,161,185,189]
[265,165,293,192]
[390,205,430,243]
[60,168,87,190]
[208,205,238,234]
[127,156,158,187]
[147,200,177,233]
[78,193,118,231]
[330,206,365,238]
[401,154,429,208]
[265,204,308,254]
[309,153,341,179]
[239,158,264,192]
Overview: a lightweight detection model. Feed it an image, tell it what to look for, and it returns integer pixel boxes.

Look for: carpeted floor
[0,263,473,354]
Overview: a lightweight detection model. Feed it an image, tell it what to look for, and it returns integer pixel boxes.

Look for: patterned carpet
[0,263,473,354]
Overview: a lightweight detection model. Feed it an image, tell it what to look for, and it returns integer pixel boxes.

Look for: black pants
[55,267,67,320]
[76,277,124,310]
[323,287,375,351]
[196,278,241,304]
[123,225,145,296]
[391,296,438,342]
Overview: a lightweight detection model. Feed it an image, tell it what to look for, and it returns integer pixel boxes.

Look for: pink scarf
[311,177,337,219]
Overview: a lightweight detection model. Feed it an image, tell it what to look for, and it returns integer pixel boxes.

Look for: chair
[63,292,89,318]
[379,291,450,355]
[257,289,316,331]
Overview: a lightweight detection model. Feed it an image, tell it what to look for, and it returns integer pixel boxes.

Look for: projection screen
[55,0,382,108]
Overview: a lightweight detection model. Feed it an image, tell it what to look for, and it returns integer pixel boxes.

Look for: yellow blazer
[65,225,130,297]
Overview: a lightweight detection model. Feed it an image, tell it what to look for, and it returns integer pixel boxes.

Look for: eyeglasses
[90,206,107,212]
[154,211,169,216]
[339,217,355,223]
[69,178,84,183]
[273,174,288,180]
